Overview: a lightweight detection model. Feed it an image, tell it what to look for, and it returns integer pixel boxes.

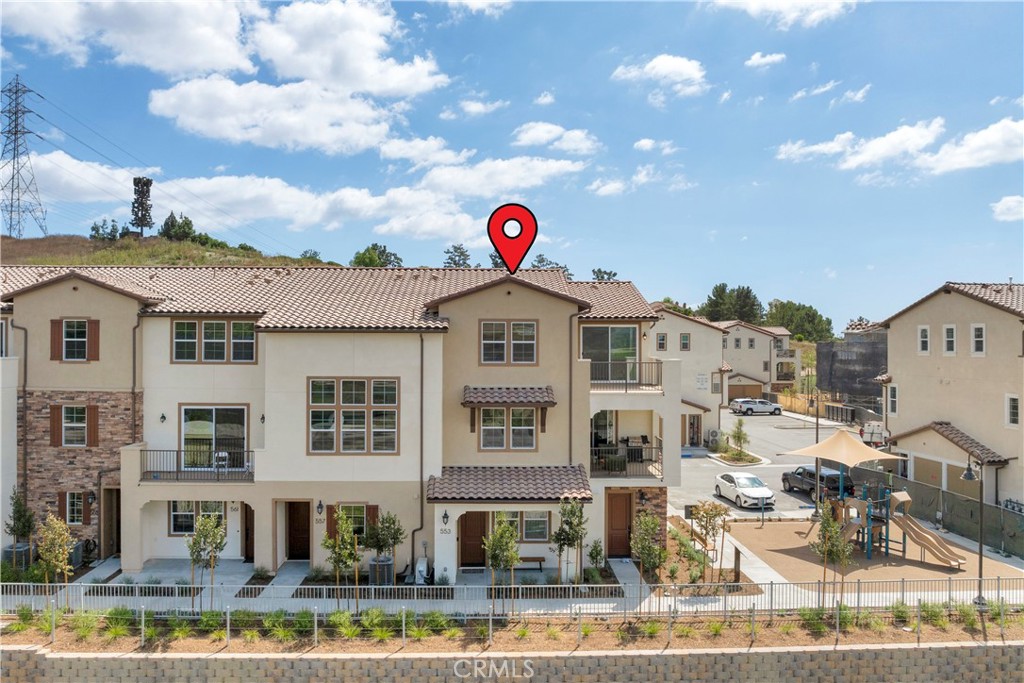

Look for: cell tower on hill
[1,74,47,238]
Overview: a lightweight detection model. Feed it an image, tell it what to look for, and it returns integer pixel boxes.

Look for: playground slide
[840,521,860,542]
[890,514,967,568]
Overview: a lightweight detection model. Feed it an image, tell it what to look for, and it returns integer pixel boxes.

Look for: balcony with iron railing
[588,360,662,392]
[589,438,663,478]
[140,448,255,482]
[776,348,796,358]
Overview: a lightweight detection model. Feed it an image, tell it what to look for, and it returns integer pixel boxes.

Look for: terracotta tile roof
[714,319,778,336]
[844,319,881,333]
[680,398,712,413]
[426,465,592,503]
[761,326,792,337]
[462,386,556,406]
[0,266,653,330]
[568,281,657,320]
[883,282,1024,325]
[890,421,1007,465]
[719,361,733,372]
[649,302,730,332]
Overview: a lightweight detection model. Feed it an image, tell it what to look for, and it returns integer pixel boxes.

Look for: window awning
[461,385,556,407]
[426,465,592,503]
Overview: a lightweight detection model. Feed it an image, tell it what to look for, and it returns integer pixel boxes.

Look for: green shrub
[361,607,386,630]
[143,625,160,642]
[707,621,724,637]
[545,625,560,640]
[640,621,661,638]
[688,566,704,584]
[920,602,945,627]
[0,561,23,583]
[520,575,539,586]
[231,609,258,630]
[306,565,329,582]
[514,625,529,640]
[371,626,394,643]
[174,577,190,586]
[104,624,130,641]
[293,609,314,635]
[251,566,271,581]
[584,567,601,584]
[338,624,362,640]
[409,624,431,641]
[675,624,696,638]
[198,611,223,632]
[473,623,489,640]
[327,610,353,631]
[955,603,979,630]
[667,564,680,583]
[860,614,886,634]
[423,610,449,633]
[891,600,910,623]
[209,628,227,642]
[833,604,854,631]
[990,600,1009,626]
[272,626,296,642]
[262,609,286,631]
[242,629,261,643]
[69,612,101,640]
[23,563,47,584]
[779,623,795,635]
[170,622,193,640]
[615,627,630,643]
[581,623,594,638]
[144,576,162,585]
[798,607,827,635]
[106,606,135,629]
[442,627,462,640]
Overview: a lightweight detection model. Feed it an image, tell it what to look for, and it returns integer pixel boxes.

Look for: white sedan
[715,472,776,508]
[729,398,782,415]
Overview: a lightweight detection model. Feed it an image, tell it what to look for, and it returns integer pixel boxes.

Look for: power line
[1,75,47,237]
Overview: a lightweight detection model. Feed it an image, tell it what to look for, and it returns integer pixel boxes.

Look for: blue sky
[2,0,1021,329]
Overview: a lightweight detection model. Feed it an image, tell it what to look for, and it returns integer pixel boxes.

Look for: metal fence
[4,577,1022,619]
[852,467,1024,559]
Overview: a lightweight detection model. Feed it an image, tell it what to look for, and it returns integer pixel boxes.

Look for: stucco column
[251,497,276,572]
[434,506,458,584]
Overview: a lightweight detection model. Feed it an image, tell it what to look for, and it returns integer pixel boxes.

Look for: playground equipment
[828,487,966,569]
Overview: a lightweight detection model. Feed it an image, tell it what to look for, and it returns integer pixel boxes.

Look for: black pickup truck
[782,465,855,500]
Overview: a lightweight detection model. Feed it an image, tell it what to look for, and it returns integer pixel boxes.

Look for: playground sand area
[729,521,1024,584]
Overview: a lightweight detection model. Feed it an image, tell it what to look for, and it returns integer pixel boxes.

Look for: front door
[460,511,488,566]
[607,492,632,557]
[687,414,702,447]
[101,488,120,559]
[286,502,310,560]
[243,504,255,563]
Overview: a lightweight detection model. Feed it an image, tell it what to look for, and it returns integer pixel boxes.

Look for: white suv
[729,398,782,415]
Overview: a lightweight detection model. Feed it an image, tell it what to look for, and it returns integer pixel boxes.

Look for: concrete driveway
[669,409,847,519]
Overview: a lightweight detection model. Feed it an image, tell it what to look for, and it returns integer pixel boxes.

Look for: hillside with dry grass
[0,235,328,267]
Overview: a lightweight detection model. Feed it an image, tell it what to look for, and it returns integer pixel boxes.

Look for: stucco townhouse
[715,320,800,400]
[878,281,1023,506]
[0,265,725,583]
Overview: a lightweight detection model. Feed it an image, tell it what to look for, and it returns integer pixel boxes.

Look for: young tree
[350,243,403,267]
[36,512,73,587]
[810,508,854,606]
[591,268,618,280]
[690,500,728,581]
[482,512,520,613]
[364,510,407,584]
[555,499,587,584]
[630,510,666,585]
[88,218,119,242]
[729,418,750,456]
[185,514,227,609]
[4,486,35,568]
[443,244,472,268]
[321,508,359,608]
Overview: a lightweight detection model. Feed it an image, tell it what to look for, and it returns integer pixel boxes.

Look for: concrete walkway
[269,560,309,586]
[75,557,120,584]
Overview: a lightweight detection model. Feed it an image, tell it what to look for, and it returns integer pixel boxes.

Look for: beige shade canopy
[783,428,906,468]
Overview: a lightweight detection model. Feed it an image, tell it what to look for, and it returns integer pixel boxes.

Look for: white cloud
[634,138,677,155]
[790,79,840,102]
[991,195,1024,222]
[379,136,475,170]
[830,83,871,108]
[251,1,448,98]
[149,76,391,155]
[439,108,458,121]
[612,54,710,101]
[534,91,555,106]
[669,174,697,191]
[719,90,732,104]
[916,118,1024,174]
[512,122,602,155]
[631,164,658,186]
[29,150,159,205]
[990,96,1007,106]
[213,165,229,173]
[749,95,765,107]
[1,0,261,78]
[587,178,627,196]
[445,1,512,18]
[824,267,838,279]
[838,118,944,170]
[744,51,786,69]
[776,131,857,162]
[419,156,587,198]
[459,98,510,116]
[647,90,668,109]
[633,138,656,152]
[713,0,859,30]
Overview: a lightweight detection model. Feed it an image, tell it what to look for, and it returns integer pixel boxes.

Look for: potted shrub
[3,487,35,570]
[364,511,407,586]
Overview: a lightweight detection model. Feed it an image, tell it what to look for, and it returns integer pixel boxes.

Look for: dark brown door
[286,502,310,560]
[460,511,487,566]
[243,504,255,563]
[607,492,632,557]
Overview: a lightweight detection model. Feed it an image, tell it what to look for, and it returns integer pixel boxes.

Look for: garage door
[728,384,761,401]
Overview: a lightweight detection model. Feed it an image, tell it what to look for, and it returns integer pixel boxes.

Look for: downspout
[130,315,142,441]
[10,319,28,496]
[409,333,425,571]
[568,312,580,465]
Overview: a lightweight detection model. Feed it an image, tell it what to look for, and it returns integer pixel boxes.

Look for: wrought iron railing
[140,450,255,482]
[590,445,663,478]
[588,360,662,391]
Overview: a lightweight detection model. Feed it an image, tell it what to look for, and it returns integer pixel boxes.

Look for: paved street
[669,409,846,518]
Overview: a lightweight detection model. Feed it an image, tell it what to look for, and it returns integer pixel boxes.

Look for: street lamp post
[960,458,985,607]
[810,393,822,520]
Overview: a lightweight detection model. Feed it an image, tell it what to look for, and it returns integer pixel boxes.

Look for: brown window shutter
[50,405,62,447]
[57,491,67,521]
[326,505,337,541]
[366,504,379,527]
[83,494,92,525]
[86,405,99,447]
[86,320,100,361]
[50,320,62,361]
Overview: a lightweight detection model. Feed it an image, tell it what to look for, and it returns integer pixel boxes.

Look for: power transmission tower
[1,74,47,238]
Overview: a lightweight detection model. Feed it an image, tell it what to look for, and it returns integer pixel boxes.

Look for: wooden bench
[519,556,545,571]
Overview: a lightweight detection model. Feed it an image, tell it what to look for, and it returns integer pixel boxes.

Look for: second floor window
[944,325,956,354]
[748,338,755,349]
[887,385,898,416]
[918,326,930,354]
[173,319,257,363]
[679,333,690,351]
[734,337,741,349]
[1008,395,1020,427]
[308,378,399,454]
[480,407,536,450]
[63,320,88,360]
[656,333,666,351]
[971,324,985,356]
[63,406,87,446]
[481,321,537,364]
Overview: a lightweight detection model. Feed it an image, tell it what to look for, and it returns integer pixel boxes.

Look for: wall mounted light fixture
[159,413,166,423]
[260,414,265,424]
[87,492,96,505]
[316,500,324,516]
[638,491,648,506]
[442,510,450,526]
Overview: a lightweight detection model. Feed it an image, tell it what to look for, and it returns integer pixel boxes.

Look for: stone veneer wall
[2,642,1021,683]
[637,485,668,542]
[18,390,139,546]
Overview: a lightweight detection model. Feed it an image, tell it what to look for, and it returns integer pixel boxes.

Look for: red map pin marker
[487,203,538,275]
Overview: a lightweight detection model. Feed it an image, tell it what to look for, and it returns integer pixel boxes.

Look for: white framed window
[338,504,366,537]
[202,321,227,361]
[170,501,195,534]
[173,321,198,361]
[522,511,549,541]
[734,337,741,349]
[679,333,690,351]
[199,501,226,527]
[748,337,755,349]
[493,511,520,537]
[763,361,769,372]
[510,322,537,364]
[341,410,367,452]
[307,377,399,455]
[510,408,536,449]
[341,379,367,405]
[1007,394,1020,428]
[480,408,506,449]
[310,379,336,405]
[971,324,985,356]
[231,322,255,362]
[712,376,721,394]
[310,409,336,452]
[66,492,84,525]
[481,321,507,364]
[656,333,666,351]
[370,379,398,453]
[917,325,930,354]
[62,406,87,446]
[943,325,956,355]
[63,319,88,361]
[887,384,898,416]
[722,336,727,349]
[774,339,783,352]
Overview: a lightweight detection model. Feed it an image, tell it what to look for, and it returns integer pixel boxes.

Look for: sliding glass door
[181,407,247,469]
[581,326,638,381]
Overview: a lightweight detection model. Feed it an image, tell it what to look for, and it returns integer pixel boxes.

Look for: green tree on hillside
[350,243,403,267]
[765,299,834,341]
[443,244,473,267]
[696,283,763,324]
[659,297,695,316]
[530,253,572,278]
[591,268,617,280]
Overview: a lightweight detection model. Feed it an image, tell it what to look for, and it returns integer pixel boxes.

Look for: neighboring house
[648,302,730,447]
[1,266,682,582]
[716,320,800,399]
[880,282,1023,505]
